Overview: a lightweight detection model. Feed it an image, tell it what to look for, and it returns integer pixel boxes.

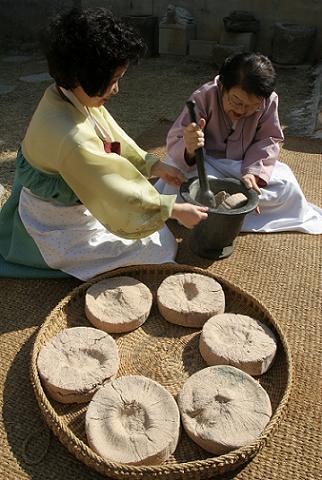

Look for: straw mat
[1,126,321,480]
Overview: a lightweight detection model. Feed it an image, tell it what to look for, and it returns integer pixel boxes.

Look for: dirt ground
[0,52,317,163]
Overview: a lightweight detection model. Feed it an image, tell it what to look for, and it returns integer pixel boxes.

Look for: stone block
[316,110,322,130]
[159,24,196,55]
[189,40,218,58]
[123,15,159,57]
[219,31,256,51]
[272,23,317,65]
[127,0,152,16]
[212,44,246,66]
[82,0,113,9]
[110,0,152,16]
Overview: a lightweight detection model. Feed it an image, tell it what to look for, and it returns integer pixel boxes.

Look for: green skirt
[0,150,78,278]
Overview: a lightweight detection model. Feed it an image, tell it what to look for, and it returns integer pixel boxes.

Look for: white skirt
[18,187,177,281]
[155,156,322,234]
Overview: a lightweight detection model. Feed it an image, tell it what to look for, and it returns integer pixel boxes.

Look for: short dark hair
[219,52,276,98]
[40,8,145,96]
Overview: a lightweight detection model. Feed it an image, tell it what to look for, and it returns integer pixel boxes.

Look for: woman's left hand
[242,174,261,214]
[151,160,186,187]
[242,174,261,194]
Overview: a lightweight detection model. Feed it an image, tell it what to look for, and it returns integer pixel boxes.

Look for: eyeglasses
[226,92,262,114]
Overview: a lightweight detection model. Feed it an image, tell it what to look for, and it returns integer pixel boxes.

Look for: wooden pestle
[186,100,216,208]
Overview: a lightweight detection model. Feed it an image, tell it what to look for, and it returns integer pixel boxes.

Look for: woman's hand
[242,173,261,214]
[170,202,208,229]
[184,118,206,159]
[242,174,261,194]
[151,160,186,187]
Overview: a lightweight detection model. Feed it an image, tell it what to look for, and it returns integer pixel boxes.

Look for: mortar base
[189,241,234,259]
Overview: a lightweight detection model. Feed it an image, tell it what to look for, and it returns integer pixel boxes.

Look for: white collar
[59,87,111,142]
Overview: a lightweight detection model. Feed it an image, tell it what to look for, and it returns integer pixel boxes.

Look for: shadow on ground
[282,135,322,153]
[2,332,104,480]
[0,276,79,334]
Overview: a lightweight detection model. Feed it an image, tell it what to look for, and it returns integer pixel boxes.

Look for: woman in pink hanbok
[156,53,322,234]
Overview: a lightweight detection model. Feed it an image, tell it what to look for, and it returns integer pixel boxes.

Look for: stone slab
[2,55,33,63]
[0,84,16,95]
[189,40,218,58]
[113,0,152,16]
[82,0,113,9]
[159,24,196,55]
[19,72,52,83]
[212,44,246,66]
[219,31,256,51]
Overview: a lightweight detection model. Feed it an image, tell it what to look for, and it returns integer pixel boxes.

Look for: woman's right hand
[183,118,206,159]
[170,202,208,229]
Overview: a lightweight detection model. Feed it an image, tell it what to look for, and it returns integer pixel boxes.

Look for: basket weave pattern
[30,264,292,479]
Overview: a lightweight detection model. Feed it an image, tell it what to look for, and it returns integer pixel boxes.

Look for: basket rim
[30,263,293,478]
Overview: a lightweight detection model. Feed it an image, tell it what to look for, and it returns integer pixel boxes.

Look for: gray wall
[112,0,322,62]
[0,0,75,49]
[1,0,321,61]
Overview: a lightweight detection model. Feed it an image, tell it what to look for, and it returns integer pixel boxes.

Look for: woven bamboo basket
[30,263,292,479]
